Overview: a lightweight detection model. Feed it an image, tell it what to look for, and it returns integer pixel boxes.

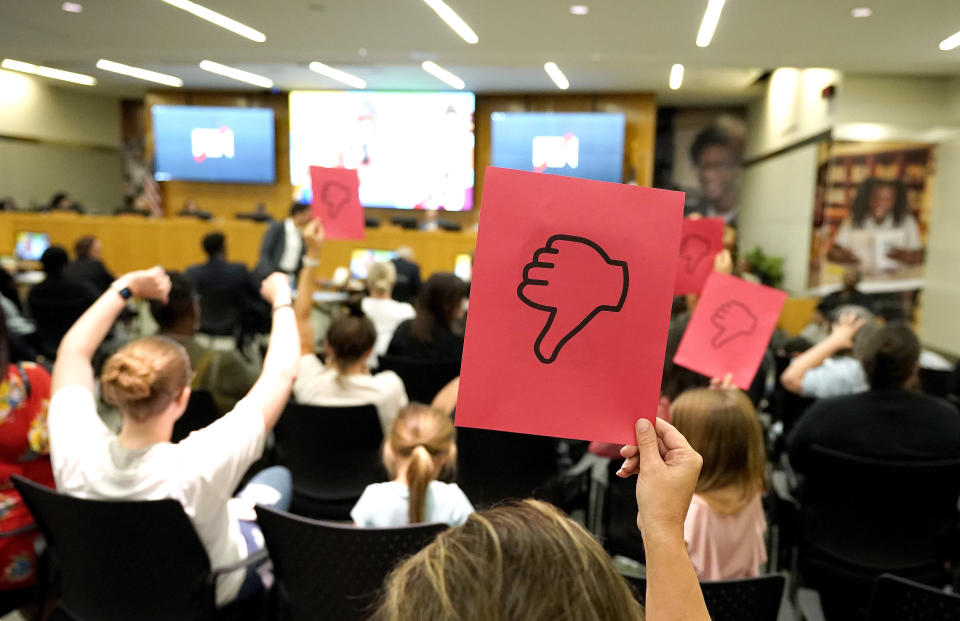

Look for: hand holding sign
[518,235,628,364]
[309,166,365,240]
[710,300,757,348]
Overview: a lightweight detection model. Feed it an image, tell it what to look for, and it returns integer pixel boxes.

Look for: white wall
[0,70,122,211]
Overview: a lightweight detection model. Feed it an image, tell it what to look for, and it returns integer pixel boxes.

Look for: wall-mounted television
[152,105,276,184]
[289,91,475,210]
[490,112,626,183]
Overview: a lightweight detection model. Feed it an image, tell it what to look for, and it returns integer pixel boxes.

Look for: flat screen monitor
[490,112,626,183]
[152,105,276,184]
[350,249,398,280]
[289,91,475,210]
[15,231,50,261]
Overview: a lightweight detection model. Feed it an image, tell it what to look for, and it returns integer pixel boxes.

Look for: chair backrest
[455,426,559,508]
[622,573,785,621]
[918,368,951,399]
[866,574,960,621]
[274,403,387,515]
[172,389,221,443]
[255,505,446,621]
[376,355,460,404]
[12,475,215,621]
[802,446,960,571]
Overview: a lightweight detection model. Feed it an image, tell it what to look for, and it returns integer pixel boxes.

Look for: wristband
[302,257,320,268]
[272,302,293,312]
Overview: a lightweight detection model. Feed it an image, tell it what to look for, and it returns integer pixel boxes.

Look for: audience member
[780,308,876,398]
[387,273,468,362]
[47,268,300,605]
[46,192,82,214]
[787,323,960,473]
[27,246,97,359]
[671,388,767,580]
[362,261,415,363]
[185,232,258,336]
[65,236,115,295]
[293,221,408,433]
[816,268,873,316]
[378,418,711,621]
[390,246,422,305]
[0,307,54,591]
[351,404,471,528]
[150,271,258,414]
[255,203,311,280]
[177,199,212,220]
[0,298,37,363]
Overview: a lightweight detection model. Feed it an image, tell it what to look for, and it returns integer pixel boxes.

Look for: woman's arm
[294,219,324,357]
[52,267,170,394]
[780,311,864,394]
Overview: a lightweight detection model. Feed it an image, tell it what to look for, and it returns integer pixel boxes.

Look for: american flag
[140,173,163,217]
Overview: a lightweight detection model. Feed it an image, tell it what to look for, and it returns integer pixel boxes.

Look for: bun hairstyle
[384,405,456,524]
[366,261,397,295]
[374,499,643,621]
[101,336,191,422]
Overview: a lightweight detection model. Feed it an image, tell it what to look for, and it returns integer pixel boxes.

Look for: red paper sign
[455,167,684,445]
[309,166,364,240]
[674,217,725,295]
[673,272,787,390]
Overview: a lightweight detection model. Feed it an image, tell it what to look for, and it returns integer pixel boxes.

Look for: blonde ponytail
[406,445,434,524]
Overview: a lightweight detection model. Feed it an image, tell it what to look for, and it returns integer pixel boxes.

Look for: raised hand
[126,266,171,303]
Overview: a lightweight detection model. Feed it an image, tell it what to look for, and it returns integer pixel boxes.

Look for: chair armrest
[210,548,270,578]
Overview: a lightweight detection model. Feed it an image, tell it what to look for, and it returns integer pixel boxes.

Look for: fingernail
[615,468,624,477]
[636,418,651,432]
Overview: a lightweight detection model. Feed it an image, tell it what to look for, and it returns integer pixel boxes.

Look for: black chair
[623,573,786,621]
[11,475,265,621]
[255,505,446,621]
[273,403,387,520]
[172,389,222,443]
[794,447,960,617]
[376,355,460,404]
[918,368,951,399]
[455,426,559,508]
[866,574,960,621]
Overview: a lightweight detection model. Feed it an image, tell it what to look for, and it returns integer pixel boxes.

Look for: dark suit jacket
[391,257,422,304]
[27,276,98,359]
[255,220,303,280]
[65,258,115,296]
[185,258,258,336]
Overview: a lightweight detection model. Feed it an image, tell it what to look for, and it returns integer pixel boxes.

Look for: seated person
[185,232,258,336]
[361,261,415,364]
[387,273,468,362]
[671,387,767,580]
[378,418,712,621]
[293,221,407,434]
[816,268,873,317]
[787,323,960,473]
[150,272,259,414]
[390,246,421,305]
[780,307,875,398]
[48,268,301,606]
[65,236,115,296]
[352,404,472,528]
[27,246,98,359]
[177,199,212,220]
[45,192,83,214]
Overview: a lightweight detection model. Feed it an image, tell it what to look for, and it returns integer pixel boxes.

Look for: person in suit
[391,246,422,305]
[65,236,115,296]
[185,232,259,336]
[27,246,98,359]
[255,203,311,281]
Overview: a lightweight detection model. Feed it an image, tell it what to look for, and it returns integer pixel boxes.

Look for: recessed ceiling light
[421,61,465,90]
[850,7,873,18]
[61,2,83,13]
[940,30,960,51]
[358,47,368,57]
[159,0,266,43]
[569,5,589,16]
[696,0,726,48]
[544,62,570,90]
[308,62,366,89]
[1,58,96,86]
[198,60,273,88]
[96,60,183,87]
[422,0,478,45]
[669,63,684,90]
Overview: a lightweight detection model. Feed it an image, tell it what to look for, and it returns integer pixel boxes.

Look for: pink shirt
[684,493,767,581]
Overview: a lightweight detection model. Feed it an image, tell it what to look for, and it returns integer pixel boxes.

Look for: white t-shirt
[361,296,416,359]
[351,480,474,528]
[834,214,922,272]
[278,218,303,273]
[48,385,265,606]
[292,354,408,434]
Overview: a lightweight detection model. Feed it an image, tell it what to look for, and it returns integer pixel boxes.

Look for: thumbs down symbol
[518,235,629,364]
[710,300,757,348]
[321,182,350,219]
[679,234,711,274]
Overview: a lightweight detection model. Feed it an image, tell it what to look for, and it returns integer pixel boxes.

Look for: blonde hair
[670,388,765,500]
[384,404,456,524]
[101,336,191,422]
[367,261,397,295]
[374,499,644,621]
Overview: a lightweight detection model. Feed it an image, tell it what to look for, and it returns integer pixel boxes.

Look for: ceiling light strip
[669,63,684,90]
[308,62,366,89]
[422,0,479,44]
[696,0,725,48]
[544,62,570,90]
[421,61,465,89]
[1,58,96,86]
[159,0,266,43]
[198,60,273,88]
[940,30,960,51]
[96,59,183,87]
